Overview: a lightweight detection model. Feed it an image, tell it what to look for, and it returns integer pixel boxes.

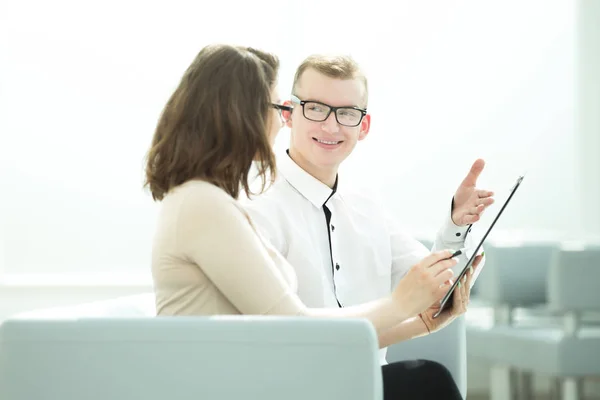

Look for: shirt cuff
[438,206,471,244]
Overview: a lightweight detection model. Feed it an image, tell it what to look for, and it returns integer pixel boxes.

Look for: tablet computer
[433,174,525,318]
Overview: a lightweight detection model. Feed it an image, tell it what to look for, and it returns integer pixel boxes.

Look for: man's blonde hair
[292,54,369,108]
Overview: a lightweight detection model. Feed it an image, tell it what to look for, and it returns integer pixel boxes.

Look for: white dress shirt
[242,150,481,364]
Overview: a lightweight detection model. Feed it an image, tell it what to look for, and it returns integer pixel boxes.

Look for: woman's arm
[377,317,429,349]
[306,296,407,334]
[175,185,456,335]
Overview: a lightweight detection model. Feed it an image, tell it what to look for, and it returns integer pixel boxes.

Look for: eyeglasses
[271,103,292,123]
[290,94,367,127]
[271,103,292,114]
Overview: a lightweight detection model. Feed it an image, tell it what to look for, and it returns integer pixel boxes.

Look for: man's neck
[288,148,338,189]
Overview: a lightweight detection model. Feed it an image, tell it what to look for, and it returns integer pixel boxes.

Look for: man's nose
[321,112,340,133]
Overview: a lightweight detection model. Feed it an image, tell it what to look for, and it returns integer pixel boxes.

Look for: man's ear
[282,100,293,128]
[358,113,371,141]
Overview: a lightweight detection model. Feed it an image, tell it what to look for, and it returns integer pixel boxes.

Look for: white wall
[1,0,588,281]
[576,0,600,236]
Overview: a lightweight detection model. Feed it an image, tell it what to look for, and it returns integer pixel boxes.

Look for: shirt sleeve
[241,196,288,256]
[387,214,431,289]
[432,202,485,288]
[175,187,306,316]
[431,199,471,251]
[387,200,485,289]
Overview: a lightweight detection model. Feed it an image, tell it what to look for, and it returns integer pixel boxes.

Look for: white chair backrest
[0,316,381,400]
[548,244,600,312]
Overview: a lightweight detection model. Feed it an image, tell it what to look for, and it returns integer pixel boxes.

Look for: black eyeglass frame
[290,94,367,127]
[271,104,293,113]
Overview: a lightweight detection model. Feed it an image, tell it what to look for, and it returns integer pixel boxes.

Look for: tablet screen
[433,175,525,318]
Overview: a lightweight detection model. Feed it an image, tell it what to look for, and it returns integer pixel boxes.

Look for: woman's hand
[419,254,484,333]
[392,250,459,319]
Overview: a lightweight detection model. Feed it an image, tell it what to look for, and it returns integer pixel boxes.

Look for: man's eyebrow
[296,94,363,109]
[319,100,362,108]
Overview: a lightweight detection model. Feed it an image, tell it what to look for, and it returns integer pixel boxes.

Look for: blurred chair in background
[467,241,600,400]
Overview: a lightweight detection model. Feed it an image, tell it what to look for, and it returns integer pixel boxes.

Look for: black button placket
[323,178,342,307]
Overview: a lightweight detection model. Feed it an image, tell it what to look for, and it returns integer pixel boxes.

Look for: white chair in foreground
[0,297,382,400]
[2,288,470,400]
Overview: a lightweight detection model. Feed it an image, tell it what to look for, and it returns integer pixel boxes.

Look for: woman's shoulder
[168,179,233,203]
[164,180,242,220]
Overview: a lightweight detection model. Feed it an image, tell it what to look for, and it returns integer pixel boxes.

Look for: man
[243,54,493,362]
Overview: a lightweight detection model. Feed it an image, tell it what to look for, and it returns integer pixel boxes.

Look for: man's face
[285,68,370,174]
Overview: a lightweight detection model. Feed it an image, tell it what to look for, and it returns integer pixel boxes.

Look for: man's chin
[313,155,347,170]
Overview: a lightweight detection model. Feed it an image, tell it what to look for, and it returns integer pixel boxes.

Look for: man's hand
[451,159,494,226]
[419,254,484,333]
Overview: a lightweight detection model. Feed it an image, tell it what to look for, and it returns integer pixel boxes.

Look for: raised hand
[451,159,494,226]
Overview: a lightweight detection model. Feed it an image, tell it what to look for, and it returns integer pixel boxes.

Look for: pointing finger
[460,159,485,187]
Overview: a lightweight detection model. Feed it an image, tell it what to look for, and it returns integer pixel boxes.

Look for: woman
[145,44,480,399]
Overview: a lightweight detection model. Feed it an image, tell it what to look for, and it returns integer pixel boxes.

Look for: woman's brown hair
[144,44,279,201]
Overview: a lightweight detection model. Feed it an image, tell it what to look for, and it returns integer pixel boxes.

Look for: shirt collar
[278,149,338,208]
